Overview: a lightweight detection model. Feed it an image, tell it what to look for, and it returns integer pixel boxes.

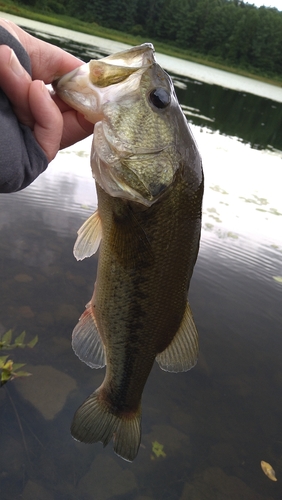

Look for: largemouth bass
[54,43,203,462]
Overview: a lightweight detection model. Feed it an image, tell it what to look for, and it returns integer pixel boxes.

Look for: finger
[60,110,94,150]
[0,20,84,82]
[51,90,81,113]
[28,80,63,162]
[9,23,84,82]
[31,40,84,82]
[0,45,34,127]
[50,85,94,146]
[0,19,21,41]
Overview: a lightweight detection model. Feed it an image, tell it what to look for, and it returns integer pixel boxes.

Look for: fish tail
[71,389,141,462]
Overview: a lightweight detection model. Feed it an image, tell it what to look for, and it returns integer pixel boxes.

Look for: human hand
[0,19,94,163]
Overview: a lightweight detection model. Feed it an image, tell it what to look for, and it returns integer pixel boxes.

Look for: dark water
[0,28,282,500]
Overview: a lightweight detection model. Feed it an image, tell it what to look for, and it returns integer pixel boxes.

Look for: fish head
[53,44,155,122]
[54,44,201,206]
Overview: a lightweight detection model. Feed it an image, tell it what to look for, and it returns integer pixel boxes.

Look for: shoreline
[1,11,282,103]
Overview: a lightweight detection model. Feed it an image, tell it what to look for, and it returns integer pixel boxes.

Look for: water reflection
[174,75,282,150]
[23,26,282,151]
[21,26,110,61]
[0,24,282,500]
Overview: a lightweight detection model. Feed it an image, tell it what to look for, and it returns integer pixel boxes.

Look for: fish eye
[149,88,171,109]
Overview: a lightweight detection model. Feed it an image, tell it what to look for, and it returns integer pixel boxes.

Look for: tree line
[21,0,282,78]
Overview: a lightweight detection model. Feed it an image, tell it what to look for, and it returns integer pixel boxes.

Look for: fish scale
[54,43,203,461]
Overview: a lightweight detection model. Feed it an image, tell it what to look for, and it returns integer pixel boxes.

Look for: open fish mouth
[53,42,182,205]
[53,43,156,122]
[95,43,155,69]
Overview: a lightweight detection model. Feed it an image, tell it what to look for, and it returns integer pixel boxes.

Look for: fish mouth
[53,43,155,123]
[98,43,155,69]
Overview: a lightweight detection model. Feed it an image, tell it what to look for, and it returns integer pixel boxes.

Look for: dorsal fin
[156,302,198,372]
[72,302,106,368]
[73,210,102,261]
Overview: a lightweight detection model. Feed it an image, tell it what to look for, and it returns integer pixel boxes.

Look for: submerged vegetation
[0,330,38,385]
[0,0,282,85]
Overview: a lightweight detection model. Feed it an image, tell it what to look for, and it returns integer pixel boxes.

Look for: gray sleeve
[0,26,48,193]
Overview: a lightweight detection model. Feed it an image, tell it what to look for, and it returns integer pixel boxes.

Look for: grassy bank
[0,0,281,88]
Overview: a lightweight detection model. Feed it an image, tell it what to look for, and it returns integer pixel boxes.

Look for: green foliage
[47,0,66,15]
[0,356,31,386]
[0,330,38,386]
[7,0,282,80]
[0,329,38,350]
[17,0,65,14]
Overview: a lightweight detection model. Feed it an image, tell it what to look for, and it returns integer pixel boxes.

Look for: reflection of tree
[24,27,106,62]
[176,78,282,150]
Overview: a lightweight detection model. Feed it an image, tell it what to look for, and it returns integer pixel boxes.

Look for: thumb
[29,80,63,162]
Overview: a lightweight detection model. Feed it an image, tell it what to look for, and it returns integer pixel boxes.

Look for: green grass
[0,0,281,87]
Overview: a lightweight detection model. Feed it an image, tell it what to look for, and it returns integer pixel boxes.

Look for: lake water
[0,16,282,500]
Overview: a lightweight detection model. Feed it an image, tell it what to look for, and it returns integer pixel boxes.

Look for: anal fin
[72,302,106,368]
[73,210,102,261]
[156,302,198,372]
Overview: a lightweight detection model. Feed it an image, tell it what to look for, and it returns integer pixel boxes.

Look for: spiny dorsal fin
[156,302,198,372]
[71,388,141,462]
[73,210,102,261]
[72,302,106,368]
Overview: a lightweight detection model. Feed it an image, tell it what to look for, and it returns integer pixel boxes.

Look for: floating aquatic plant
[0,330,38,386]
[151,440,166,459]
[261,460,278,481]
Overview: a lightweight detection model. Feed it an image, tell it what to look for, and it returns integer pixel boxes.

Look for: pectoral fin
[72,301,106,368]
[156,303,198,372]
[73,210,102,261]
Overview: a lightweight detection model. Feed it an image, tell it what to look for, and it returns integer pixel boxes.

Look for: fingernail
[9,48,25,77]
[41,81,52,100]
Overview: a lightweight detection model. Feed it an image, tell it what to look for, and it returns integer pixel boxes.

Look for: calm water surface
[0,26,282,500]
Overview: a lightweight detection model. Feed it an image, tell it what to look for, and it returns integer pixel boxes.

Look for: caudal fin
[71,389,141,462]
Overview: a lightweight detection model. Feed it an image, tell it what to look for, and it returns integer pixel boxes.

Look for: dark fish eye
[149,88,171,109]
